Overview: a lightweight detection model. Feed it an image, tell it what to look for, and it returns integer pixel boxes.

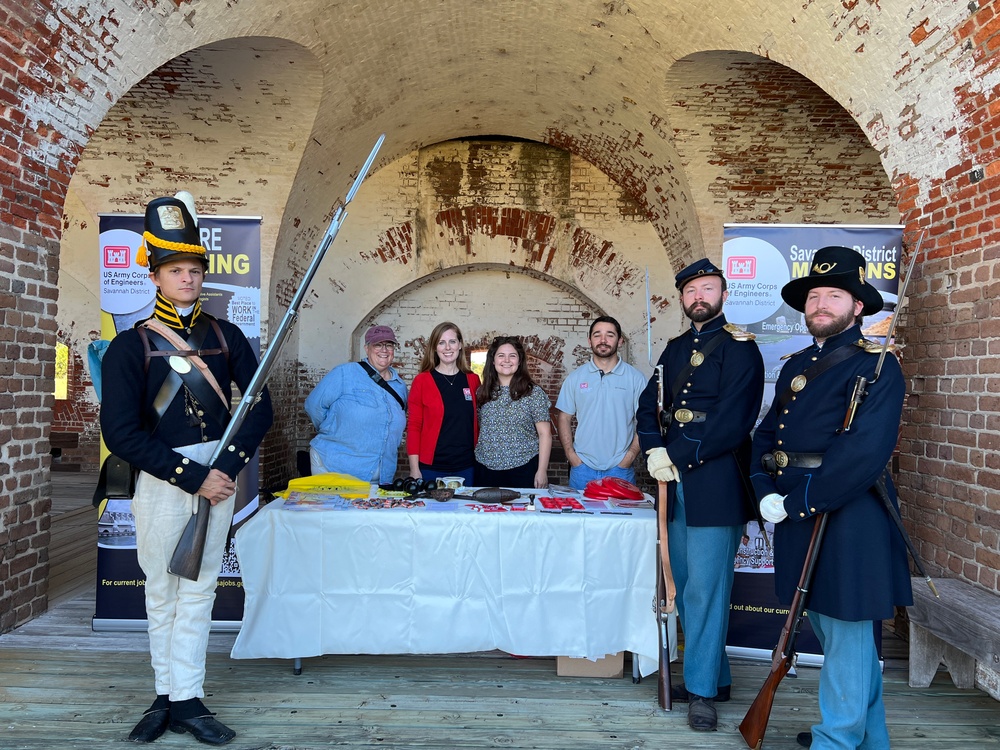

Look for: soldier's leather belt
[763,451,824,470]
[660,408,707,427]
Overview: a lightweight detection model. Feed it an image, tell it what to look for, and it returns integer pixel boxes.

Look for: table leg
[293,657,302,675]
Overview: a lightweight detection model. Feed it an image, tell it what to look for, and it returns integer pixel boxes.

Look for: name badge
[463,388,472,400]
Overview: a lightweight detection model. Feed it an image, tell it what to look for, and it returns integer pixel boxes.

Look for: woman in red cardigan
[407,321,481,485]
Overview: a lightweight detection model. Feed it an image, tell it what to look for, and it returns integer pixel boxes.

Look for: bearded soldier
[636,258,765,732]
[101,192,273,745]
[751,246,911,749]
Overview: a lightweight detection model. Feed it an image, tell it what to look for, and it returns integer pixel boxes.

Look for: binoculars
[380,476,437,495]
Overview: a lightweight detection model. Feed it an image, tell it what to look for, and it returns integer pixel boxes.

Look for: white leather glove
[760,493,788,523]
[646,447,679,483]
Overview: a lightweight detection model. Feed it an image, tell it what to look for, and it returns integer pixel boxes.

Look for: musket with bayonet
[740,231,929,749]
[841,231,922,433]
[167,134,386,581]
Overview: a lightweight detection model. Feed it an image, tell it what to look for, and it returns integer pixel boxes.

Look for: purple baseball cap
[364,325,399,346]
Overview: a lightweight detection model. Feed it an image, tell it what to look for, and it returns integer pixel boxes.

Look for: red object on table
[583,477,644,501]
[538,496,586,510]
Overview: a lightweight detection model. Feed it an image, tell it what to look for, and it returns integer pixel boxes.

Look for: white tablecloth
[231,495,659,676]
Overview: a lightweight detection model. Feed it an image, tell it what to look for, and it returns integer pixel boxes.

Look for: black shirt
[422,369,475,472]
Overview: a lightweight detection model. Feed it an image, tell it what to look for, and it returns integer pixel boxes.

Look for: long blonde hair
[418,321,472,373]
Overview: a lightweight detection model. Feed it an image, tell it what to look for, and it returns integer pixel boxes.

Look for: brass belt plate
[674,408,695,423]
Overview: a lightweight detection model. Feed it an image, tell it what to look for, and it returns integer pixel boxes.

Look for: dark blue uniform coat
[750,324,912,622]
[637,313,765,527]
[100,314,273,495]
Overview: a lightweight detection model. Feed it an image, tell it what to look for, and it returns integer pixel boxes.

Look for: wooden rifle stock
[656,481,676,711]
[168,496,211,580]
[739,513,829,749]
[166,134,385,581]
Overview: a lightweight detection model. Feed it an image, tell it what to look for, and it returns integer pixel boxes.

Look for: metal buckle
[773,450,789,468]
[674,408,694,424]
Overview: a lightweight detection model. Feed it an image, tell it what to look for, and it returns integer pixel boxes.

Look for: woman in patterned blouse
[474,336,552,489]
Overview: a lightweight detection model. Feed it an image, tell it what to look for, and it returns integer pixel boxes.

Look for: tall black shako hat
[136,191,208,271]
[675,257,725,290]
[781,245,883,316]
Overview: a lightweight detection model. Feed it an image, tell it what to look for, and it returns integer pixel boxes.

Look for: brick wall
[0,1,99,632]
[891,3,1000,600]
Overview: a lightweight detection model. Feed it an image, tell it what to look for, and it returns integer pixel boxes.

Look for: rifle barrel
[655,480,675,711]
[872,231,922,382]
[217,134,385,461]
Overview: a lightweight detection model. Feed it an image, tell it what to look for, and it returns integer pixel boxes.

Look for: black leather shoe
[168,715,236,745]
[687,696,718,731]
[797,731,813,747]
[127,708,170,743]
[671,682,731,702]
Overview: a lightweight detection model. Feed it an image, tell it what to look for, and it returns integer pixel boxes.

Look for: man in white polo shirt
[555,316,647,490]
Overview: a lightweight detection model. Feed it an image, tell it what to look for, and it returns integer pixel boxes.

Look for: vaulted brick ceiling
[69,0,969,315]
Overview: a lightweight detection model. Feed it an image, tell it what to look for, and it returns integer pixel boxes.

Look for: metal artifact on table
[471,487,522,504]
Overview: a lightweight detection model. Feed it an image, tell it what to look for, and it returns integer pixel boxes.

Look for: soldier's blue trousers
[669,482,742,700]
[809,612,890,750]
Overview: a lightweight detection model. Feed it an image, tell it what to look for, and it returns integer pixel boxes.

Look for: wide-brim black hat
[781,245,884,315]
[136,192,208,270]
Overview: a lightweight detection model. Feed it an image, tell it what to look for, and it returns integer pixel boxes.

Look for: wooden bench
[907,576,1000,689]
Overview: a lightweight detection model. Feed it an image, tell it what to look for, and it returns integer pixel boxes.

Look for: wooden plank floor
[48,506,98,607]
[49,471,100,515]
[2,587,1000,749]
[48,472,101,606]
[15,473,999,748]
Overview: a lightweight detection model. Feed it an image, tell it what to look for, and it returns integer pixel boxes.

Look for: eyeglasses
[370,342,396,351]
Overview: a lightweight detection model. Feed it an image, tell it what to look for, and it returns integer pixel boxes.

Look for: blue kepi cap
[675,258,725,290]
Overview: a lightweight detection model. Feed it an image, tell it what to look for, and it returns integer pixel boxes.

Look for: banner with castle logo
[722,223,904,664]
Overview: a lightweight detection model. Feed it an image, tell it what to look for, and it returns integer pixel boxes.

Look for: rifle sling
[774,344,865,414]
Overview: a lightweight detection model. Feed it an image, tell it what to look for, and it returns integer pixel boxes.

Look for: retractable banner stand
[721,223,903,664]
[93,214,262,631]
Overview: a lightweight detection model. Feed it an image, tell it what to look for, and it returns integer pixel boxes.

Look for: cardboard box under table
[557,652,625,678]
[232,488,659,677]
